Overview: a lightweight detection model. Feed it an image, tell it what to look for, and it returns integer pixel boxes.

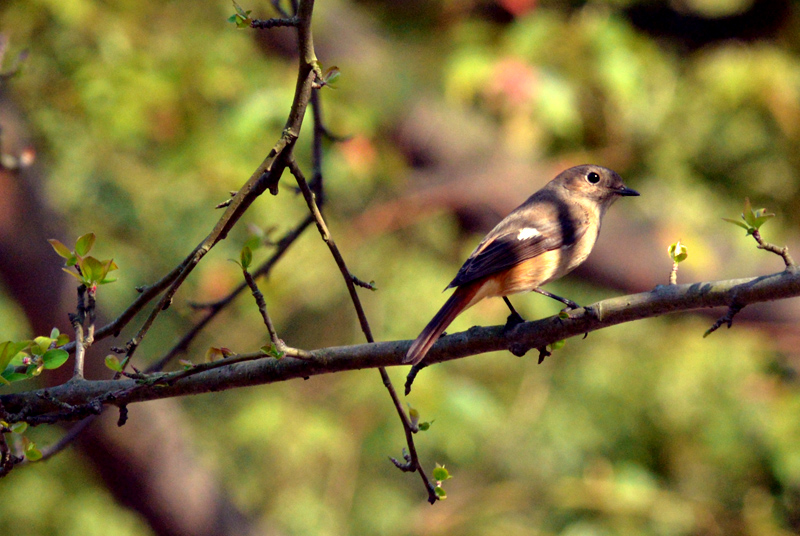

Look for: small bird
[404,164,639,366]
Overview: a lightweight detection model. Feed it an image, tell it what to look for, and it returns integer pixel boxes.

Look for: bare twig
[289,157,438,504]
[148,214,313,373]
[752,229,795,268]
[243,268,282,350]
[704,301,745,338]
[251,17,298,29]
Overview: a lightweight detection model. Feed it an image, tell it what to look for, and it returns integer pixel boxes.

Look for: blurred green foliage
[2,0,800,535]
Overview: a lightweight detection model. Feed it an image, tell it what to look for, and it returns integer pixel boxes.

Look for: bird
[404,164,639,366]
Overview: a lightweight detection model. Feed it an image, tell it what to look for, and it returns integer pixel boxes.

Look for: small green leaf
[408,405,420,427]
[61,267,84,282]
[49,327,60,339]
[55,333,70,347]
[81,256,104,283]
[105,355,123,372]
[10,422,27,434]
[42,349,69,369]
[260,343,284,359]
[722,217,751,231]
[0,341,29,371]
[48,239,73,259]
[434,486,447,499]
[549,339,566,351]
[323,66,340,88]
[2,370,30,383]
[558,310,569,320]
[243,235,261,251]
[240,246,253,270]
[23,437,42,461]
[233,1,248,17]
[74,233,96,257]
[433,464,452,481]
[668,240,688,263]
[32,336,53,354]
[418,421,432,431]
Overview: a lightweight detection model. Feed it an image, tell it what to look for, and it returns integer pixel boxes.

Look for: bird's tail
[404,283,481,366]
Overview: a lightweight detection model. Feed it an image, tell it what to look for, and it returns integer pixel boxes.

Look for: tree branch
[5,268,800,423]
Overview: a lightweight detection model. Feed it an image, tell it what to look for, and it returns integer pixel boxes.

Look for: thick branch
[4,269,800,421]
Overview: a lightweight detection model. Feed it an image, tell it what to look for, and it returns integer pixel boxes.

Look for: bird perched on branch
[404,164,639,366]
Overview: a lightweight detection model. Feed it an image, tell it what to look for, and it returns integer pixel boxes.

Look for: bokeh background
[2,0,800,535]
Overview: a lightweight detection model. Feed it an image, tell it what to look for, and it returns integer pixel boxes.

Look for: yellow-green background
[2,0,800,534]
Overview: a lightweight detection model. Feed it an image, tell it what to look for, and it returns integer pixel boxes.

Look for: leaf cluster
[48,233,118,288]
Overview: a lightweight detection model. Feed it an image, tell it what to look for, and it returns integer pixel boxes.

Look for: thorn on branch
[117,405,128,427]
[704,301,745,338]
[537,346,551,364]
[351,274,377,291]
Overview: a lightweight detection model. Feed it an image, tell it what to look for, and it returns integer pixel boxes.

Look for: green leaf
[549,339,566,351]
[323,66,340,88]
[23,437,42,461]
[42,349,69,369]
[105,355,123,372]
[0,341,29,371]
[260,343,284,359]
[62,267,85,282]
[10,422,27,434]
[240,246,253,270]
[433,464,452,481]
[55,333,70,347]
[233,1,248,17]
[48,239,73,259]
[243,235,261,252]
[434,486,447,500]
[49,327,60,339]
[74,232,96,256]
[81,256,104,283]
[668,240,688,263]
[722,217,751,231]
[418,421,432,431]
[96,258,117,284]
[2,370,30,383]
[32,336,53,354]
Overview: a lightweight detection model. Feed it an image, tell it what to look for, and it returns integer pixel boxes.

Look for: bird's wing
[447,211,586,288]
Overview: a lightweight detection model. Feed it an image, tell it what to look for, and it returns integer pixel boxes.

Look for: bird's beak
[618,186,639,197]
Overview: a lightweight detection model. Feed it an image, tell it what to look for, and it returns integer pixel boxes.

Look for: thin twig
[148,214,313,373]
[752,229,795,268]
[243,269,282,349]
[251,17,298,29]
[704,301,745,338]
[669,262,679,285]
[289,157,438,504]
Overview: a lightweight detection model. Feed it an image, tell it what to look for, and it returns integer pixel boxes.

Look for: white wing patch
[516,227,540,241]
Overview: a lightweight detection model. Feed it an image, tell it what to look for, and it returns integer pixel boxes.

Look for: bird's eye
[586,171,600,184]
